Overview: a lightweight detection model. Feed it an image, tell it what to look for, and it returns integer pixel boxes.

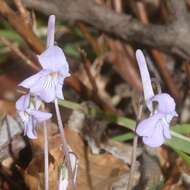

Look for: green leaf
[64,44,80,58]
[112,132,134,142]
[178,152,190,165]
[173,149,190,166]
[172,124,190,134]
[0,30,22,42]
[166,136,190,154]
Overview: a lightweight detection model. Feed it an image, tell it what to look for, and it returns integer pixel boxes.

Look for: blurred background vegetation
[0,0,190,189]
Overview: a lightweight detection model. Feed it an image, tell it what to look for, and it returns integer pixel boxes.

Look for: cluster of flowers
[16,21,70,139]
[135,50,178,147]
[16,15,78,190]
[15,14,178,190]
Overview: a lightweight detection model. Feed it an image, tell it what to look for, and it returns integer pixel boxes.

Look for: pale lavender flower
[16,94,52,139]
[135,50,177,147]
[19,46,70,103]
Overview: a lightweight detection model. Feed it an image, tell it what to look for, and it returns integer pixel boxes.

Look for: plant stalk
[127,105,142,190]
[54,99,75,189]
[44,122,49,190]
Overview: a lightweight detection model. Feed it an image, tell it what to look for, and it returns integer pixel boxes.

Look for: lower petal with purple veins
[38,83,56,102]
[19,70,49,89]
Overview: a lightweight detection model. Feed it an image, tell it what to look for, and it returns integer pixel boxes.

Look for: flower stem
[46,15,74,189]
[127,105,142,190]
[54,99,75,189]
[44,122,49,190]
[127,135,138,190]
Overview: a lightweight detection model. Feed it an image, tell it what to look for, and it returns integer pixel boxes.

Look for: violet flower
[19,46,70,103]
[135,50,178,147]
[16,94,52,139]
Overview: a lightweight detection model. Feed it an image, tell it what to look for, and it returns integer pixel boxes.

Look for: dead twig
[22,0,190,59]
[13,0,31,25]
[135,1,182,103]
[0,37,39,71]
[78,23,101,55]
[0,1,44,53]
[79,49,98,93]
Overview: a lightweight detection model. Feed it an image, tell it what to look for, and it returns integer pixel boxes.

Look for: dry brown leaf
[24,126,128,190]
[0,100,16,116]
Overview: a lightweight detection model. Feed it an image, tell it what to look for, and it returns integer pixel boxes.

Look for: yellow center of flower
[49,72,58,78]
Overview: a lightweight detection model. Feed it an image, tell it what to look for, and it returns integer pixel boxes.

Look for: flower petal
[38,46,70,75]
[160,118,171,139]
[27,74,56,102]
[136,113,163,137]
[38,82,56,102]
[29,110,52,122]
[19,70,48,89]
[16,94,30,111]
[56,83,64,100]
[152,93,176,113]
[142,121,165,147]
[136,49,154,112]
[24,119,37,139]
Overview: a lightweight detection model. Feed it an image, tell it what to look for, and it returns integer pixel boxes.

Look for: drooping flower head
[135,50,178,147]
[19,15,70,103]
[16,94,52,139]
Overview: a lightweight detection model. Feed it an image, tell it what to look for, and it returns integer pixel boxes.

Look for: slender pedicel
[44,121,49,190]
[54,99,75,189]
[127,105,142,190]
[43,15,55,190]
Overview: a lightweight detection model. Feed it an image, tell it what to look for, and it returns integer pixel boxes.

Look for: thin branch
[0,1,44,53]
[135,2,182,103]
[22,0,190,59]
[79,49,98,92]
[0,37,39,71]
[78,23,101,55]
[13,0,31,24]
[166,0,189,24]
